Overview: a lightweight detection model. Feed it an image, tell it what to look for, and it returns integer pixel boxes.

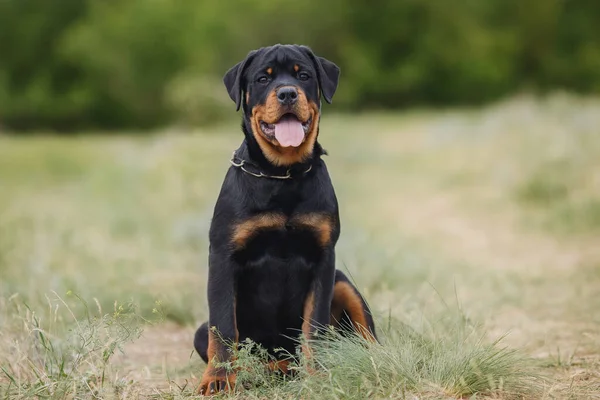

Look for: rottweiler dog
[193,44,377,395]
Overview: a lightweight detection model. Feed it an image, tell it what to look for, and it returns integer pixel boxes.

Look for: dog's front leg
[302,248,336,360]
[197,251,238,395]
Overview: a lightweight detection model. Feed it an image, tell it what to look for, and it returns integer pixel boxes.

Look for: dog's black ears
[223,50,257,111]
[224,46,340,108]
[300,46,340,104]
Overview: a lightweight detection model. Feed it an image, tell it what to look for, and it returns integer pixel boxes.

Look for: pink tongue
[274,118,304,147]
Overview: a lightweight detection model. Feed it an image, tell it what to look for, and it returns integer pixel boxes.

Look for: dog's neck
[238,119,324,177]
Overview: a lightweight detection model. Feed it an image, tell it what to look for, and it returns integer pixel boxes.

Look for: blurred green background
[2,0,600,131]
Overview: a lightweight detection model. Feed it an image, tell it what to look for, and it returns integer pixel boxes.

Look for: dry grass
[1,94,599,398]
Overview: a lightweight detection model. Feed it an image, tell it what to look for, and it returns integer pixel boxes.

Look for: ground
[1,94,599,398]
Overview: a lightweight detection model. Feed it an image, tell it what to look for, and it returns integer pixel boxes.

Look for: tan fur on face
[251,88,320,166]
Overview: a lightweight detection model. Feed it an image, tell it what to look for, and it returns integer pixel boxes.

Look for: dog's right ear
[223,50,257,111]
[299,46,340,104]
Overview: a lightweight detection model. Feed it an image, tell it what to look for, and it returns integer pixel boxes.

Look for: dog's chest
[231,212,333,264]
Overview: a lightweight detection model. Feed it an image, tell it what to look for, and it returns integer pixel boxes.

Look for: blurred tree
[0,0,599,131]
[0,0,88,130]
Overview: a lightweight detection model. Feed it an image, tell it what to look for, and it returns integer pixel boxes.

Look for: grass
[0,294,145,399]
[212,313,538,400]
[1,293,538,399]
[1,93,600,398]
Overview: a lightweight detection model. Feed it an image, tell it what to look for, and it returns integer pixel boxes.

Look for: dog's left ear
[223,50,257,111]
[299,46,340,104]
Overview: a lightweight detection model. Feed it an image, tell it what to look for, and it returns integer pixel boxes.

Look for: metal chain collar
[230,151,312,179]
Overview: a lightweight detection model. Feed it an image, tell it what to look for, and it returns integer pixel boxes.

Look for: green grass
[1,292,538,399]
[1,94,600,398]
[216,314,538,400]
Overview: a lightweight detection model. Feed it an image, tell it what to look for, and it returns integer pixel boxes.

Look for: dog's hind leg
[330,270,377,341]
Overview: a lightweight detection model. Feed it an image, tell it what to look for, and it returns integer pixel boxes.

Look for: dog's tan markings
[231,212,286,248]
[294,64,299,72]
[301,290,315,359]
[198,328,238,394]
[266,67,273,75]
[256,87,311,124]
[291,213,333,247]
[267,359,290,374]
[302,291,315,337]
[246,91,250,105]
[251,91,320,166]
[330,282,376,342]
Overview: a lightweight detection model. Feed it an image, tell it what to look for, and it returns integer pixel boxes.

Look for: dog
[193,44,377,395]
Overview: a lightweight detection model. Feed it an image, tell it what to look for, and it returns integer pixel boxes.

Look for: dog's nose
[276,87,298,105]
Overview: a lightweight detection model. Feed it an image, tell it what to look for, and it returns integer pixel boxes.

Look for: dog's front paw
[197,369,236,396]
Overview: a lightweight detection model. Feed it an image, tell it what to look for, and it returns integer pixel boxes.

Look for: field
[1,94,599,399]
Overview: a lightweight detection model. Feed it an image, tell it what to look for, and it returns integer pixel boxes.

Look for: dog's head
[224,44,340,166]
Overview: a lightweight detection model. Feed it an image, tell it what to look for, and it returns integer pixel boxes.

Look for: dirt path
[113,323,199,394]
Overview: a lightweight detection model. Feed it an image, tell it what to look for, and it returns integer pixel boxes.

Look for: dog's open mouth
[260,114,312,147]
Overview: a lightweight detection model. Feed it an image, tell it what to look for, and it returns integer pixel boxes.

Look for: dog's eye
[257,76,269,84]
[298,72,310,81]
